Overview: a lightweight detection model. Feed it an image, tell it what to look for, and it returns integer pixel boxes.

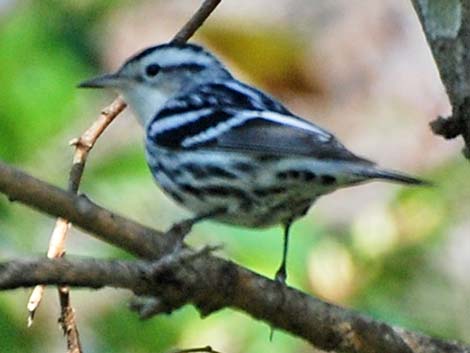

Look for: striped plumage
[80,42,427,283]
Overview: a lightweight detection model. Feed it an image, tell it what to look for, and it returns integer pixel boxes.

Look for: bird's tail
[357,167,432,186]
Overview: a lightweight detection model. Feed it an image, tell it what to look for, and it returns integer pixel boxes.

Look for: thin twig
[172,0,222,44]
[410,0,470,158]
[58,286,81,353]
[169,346,222,353]
[26,97,127,353]
[27,219,70,326]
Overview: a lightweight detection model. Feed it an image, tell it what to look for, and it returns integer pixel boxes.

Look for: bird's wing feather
[148,80,374,164]
[197,112,374,164]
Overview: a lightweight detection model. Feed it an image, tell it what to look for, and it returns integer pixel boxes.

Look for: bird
[79,42,428,284]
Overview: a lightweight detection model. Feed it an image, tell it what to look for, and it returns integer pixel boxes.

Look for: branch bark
[411,0,470,158]
[1,161,469,353]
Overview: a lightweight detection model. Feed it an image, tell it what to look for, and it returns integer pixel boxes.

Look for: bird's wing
[192,110,374,164]
[148,81,374,164]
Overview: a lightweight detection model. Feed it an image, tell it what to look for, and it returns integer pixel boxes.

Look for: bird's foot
[166,219,195,241]
[165,208,227,251]
[165,218,196,252]
[268,268,289,341]
[274,268,287,286]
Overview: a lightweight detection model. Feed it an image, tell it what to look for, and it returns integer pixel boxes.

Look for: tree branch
[171,0,222,44]
[1,161,469,353]
[411,0,470,158]
[0,162,165,259]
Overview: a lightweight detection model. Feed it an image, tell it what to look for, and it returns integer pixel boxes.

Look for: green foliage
[0,3,89,162]
[91,304,187,353]
[0,298,41,353]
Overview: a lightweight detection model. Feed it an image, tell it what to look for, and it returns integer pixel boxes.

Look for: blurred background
[0,0,468,352]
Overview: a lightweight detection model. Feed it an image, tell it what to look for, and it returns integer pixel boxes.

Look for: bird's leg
[165,215,205,241]
[166,207,227,245]
[269,220,293,340]
[275,220,292,285]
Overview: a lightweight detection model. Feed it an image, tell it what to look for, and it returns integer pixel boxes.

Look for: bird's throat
[122,86,172,128]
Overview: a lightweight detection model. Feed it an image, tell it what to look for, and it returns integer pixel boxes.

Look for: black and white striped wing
[147,81,373,164]
[187,110,374,163]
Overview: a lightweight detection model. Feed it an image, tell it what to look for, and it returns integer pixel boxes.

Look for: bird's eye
[145,64,161,77]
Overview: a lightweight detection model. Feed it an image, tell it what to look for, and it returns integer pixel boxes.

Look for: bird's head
[79,42,231,126]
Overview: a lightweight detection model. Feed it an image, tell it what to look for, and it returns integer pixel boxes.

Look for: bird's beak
[78,73,123,89]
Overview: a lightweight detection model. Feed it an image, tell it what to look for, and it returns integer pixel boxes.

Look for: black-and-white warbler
[80,42,427,283]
